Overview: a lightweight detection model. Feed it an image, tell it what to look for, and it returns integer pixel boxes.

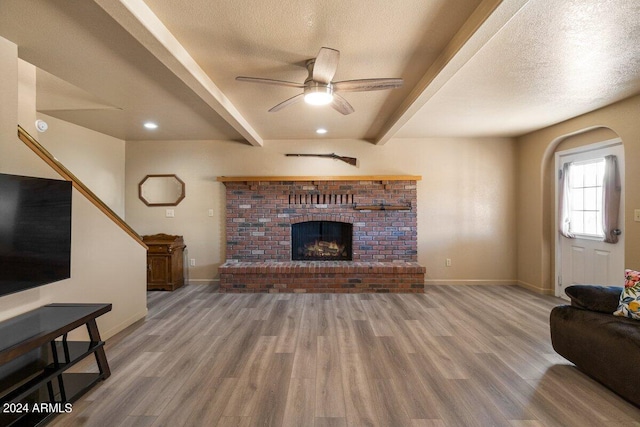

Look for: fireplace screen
[291,221,353,261]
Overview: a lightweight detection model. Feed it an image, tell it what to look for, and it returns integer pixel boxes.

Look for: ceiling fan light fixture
[236,47,402,115]
[304,84,333,106]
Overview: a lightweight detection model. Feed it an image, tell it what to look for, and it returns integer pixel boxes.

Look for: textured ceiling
[0,0,639,144]
[140,0,482,140]
[0,0,244,141]
[397,0,640,138]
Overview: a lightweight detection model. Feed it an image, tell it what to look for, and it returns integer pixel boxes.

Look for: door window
[568,158,605,238]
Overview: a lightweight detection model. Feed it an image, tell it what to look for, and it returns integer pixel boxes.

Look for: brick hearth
[218,261,425,293]
[217,176,425,293]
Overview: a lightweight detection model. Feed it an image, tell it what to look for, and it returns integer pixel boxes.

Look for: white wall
[126,137,517,285]
[0,37,146,339]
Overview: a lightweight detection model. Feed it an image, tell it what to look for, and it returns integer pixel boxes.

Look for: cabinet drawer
[147,245,170,253]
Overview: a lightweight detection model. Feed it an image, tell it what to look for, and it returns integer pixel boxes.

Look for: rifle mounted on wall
[285,153,357,166]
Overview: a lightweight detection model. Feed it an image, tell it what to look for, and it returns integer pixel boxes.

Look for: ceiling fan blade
[331,94,354,115]
[269,93,304,112]
[333,78,403,92]
[236,76,304,89]
[312,47,340,84]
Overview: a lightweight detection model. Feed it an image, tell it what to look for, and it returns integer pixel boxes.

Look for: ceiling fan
[236,47,403,115]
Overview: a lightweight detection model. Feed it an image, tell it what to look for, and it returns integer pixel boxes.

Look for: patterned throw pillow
[613,269,640,319]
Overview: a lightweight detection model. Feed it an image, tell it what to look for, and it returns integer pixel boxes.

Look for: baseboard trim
[188,279,219,285]
[516,280,555,295]
[103,307,148,340]
[424,279,517,286]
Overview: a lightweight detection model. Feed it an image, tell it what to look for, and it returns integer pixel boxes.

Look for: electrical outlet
[190,259,196,267]
[446,258,452,267]
[165,209,175,218]
[208,209,214,217]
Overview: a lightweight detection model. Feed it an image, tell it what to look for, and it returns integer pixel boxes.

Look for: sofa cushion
[565,285,622,314]
[614,269,640,320]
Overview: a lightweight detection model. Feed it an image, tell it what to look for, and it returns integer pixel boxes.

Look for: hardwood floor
[51,285,640,427]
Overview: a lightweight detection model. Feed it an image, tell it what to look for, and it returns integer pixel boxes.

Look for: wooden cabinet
[143,234,186,291]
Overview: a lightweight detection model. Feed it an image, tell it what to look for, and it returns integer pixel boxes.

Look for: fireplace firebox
[291,221,353,261]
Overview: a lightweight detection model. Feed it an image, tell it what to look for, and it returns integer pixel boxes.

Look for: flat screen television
[0,173,72,297]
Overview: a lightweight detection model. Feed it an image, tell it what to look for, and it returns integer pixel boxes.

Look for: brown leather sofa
[550,285,640,407]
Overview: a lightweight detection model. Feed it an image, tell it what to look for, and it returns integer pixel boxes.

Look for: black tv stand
[0,303,112,426]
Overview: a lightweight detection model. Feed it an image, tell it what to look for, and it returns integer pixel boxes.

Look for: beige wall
[14,60,127,218]
[35,113,126,218]
[0,37,19,171]
[126,137,518,285]
[0,37,146,339]
[17,59,126,217]
[516,94,640,294]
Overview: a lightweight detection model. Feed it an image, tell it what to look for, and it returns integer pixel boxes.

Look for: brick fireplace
[217,176,425,293]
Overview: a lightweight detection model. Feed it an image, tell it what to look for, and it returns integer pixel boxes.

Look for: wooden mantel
[217,175,421,182]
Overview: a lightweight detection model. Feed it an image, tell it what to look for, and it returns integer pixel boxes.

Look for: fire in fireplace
[291,221,353,261]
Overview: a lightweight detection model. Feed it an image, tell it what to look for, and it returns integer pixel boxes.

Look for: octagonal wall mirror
[139,174,185,206]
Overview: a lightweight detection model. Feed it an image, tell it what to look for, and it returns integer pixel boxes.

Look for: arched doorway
[550,128,624,297]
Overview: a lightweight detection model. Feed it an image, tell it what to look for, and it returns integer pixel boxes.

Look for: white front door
[555,140,625,297]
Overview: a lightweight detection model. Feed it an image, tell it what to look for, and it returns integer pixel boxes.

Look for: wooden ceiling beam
[374,0,529,145]
[93,0,264,146]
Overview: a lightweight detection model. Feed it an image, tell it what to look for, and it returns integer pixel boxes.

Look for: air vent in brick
[288,193,354,205]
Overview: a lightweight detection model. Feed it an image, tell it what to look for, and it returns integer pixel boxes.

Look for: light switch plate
[635,209,640,222]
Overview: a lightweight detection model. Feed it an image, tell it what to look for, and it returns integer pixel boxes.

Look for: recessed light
[144,122,158,130]
[316,128,328,134]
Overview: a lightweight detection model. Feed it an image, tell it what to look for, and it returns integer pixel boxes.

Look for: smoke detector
[35,119,48,132]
